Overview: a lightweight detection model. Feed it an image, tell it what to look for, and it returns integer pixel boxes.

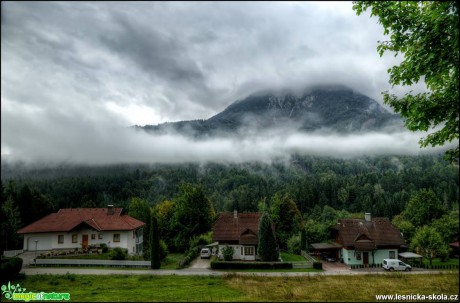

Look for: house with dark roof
[330,213,406,266]
[17,206,145,255]
[212,211,262,261]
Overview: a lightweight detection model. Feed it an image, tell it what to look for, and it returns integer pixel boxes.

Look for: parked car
[383,259,412,271]
[321,252,336,262]
[200,248,211,259]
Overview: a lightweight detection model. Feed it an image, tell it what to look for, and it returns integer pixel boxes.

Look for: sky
[1,1,442,165]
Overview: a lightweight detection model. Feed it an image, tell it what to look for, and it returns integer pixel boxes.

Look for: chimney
[233,210,237,219]
[364,213,371,222]
[107,205,114,215]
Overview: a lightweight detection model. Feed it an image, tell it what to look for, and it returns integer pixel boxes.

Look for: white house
[17,206,145,255]
[212,211,263,261]
[315,213,406,266]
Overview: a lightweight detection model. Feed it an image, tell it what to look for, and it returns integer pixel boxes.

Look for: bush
[287,235,301,255]
[110,247,127,260]
[189,232,212,249]
[211,261,292,270]
[100,243,108,253]
[159,240,169,261]
[178,246,201,269]
[313,262,322,270]
[0,257,23,281]
[222,246,234,261]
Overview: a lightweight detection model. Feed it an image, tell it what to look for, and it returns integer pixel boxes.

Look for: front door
[363,252,369,266]
[82,234,88,250]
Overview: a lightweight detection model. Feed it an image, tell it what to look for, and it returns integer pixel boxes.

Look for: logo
[1,282,70,302]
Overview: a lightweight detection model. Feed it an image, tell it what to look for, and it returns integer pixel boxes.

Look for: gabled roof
[17,208,145,234]
[333,217,405,249]
[212,212,261,245]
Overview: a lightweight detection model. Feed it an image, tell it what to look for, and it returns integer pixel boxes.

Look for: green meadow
[3,272,458,302]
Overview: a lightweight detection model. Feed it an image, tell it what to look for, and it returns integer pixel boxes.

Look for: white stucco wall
[22,229,142,255]
[341,248,399,265]
[217,244,257,261]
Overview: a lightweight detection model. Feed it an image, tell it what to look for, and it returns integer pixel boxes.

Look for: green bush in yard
[0,257,23,281]
[313,262,322,270]
[110,247,127,260]
[222,246,234,261]
[100,243,108,253]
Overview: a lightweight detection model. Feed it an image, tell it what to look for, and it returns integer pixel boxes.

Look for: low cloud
[1,124,450,166]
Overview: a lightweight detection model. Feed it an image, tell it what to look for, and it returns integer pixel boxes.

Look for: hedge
[178,246,201,269]
[0,257,23,281]
[313,262,322,270]
[211,261,293,270]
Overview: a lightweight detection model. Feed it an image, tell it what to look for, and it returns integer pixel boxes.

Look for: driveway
[321,261,349,271]
[189,257,211,269]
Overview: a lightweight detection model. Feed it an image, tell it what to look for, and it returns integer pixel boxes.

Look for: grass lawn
[280,252,307,262]
[423,257,459,267]
[161,253,184,269]
[3,272,458,302]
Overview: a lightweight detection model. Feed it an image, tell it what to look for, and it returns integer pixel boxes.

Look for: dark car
[321,253,336,262]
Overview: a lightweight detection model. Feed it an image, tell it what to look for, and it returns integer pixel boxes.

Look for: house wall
[22,229,142,255]
[217,244,257,261]
[341,248,399,265]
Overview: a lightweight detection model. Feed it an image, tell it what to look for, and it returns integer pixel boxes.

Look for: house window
[98,234,103,239]
[113,234,120,242]
[91,234,96,240]
[244,247,255,256]
[389,251,395,259]
[241,247,243,255]
[58,235,64,244]
[356,252,361,260]
[72,234,78,243]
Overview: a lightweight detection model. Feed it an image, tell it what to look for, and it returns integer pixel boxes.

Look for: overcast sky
[2,1,440,164]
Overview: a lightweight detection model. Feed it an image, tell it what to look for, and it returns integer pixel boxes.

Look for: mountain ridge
[139,84,404,137]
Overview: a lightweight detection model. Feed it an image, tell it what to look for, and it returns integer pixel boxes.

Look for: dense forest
[1,154,458,255]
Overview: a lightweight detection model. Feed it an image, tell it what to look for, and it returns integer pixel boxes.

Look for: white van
[383,259,412,271]
[200,248,211,259]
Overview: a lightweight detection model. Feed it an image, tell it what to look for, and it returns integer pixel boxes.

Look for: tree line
[0,154,458,256]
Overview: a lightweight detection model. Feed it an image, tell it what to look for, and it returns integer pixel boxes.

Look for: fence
[2,250,24,257]
[33,259,151,268]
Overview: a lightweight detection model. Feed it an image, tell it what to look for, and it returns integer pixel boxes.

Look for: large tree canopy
[353,1,459,162]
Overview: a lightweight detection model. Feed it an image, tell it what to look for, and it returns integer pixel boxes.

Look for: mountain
[139,85,403,137]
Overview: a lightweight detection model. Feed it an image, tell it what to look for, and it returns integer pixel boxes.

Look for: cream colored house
[17,206,145,255]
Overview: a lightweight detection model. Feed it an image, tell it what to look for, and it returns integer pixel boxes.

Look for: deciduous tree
[353,1,459,162]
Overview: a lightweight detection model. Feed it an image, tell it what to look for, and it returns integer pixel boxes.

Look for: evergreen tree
[300,227,307,252]
[150,212,161,269]
[257,212,278,262]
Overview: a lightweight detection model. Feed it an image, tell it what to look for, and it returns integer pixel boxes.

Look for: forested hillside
[1,154,458,253]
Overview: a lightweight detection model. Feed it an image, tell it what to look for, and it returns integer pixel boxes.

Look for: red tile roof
[333,217,405,249]
[17,208,145,234]
[212,212,261,245]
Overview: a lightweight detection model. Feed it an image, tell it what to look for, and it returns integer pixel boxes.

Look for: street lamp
[34,240,38,258]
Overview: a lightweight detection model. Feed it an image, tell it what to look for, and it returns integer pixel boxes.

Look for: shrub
[110,247,127,260]
[313,262,322,270]
[222,246,234,261]
[189,232,212,249]
[211,261,292,270]
[178,246,201,269]
[159,240,168,261]
[100,243,108,253]
[0,257,23,281]
[287,235,301,255]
